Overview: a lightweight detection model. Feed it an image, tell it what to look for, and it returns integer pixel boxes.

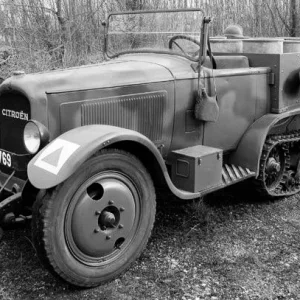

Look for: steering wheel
[169,35,201,62]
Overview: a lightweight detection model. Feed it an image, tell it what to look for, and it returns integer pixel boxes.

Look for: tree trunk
[126,0,144,10]
[290,0,298,37]
[55,0,67,65]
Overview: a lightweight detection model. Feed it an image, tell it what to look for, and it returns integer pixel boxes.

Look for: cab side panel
[203,71,270,151]
[168,78,204,154]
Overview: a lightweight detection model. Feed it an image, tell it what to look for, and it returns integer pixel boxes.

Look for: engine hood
[117,53,198,80]
[0,58,175,97]
[0,54,193,127]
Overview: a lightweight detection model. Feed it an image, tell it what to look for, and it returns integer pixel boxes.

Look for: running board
[222,164,255,187]
[169,145,255,193]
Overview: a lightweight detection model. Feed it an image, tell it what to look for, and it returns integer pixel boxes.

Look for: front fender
[28,125,167,189]
[231,108,300,175]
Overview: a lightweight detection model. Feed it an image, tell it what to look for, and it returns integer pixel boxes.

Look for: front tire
[32,149,156,287]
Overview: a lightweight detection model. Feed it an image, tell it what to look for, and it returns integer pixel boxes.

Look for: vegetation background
[1,1,300,299]
[0,0,299,78]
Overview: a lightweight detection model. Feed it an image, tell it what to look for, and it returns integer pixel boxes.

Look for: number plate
[0,150,12,168]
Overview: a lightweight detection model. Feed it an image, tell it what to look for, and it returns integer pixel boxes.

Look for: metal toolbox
[169,145,223,193]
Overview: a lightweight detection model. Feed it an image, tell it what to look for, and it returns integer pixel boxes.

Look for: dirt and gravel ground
[1,184,300,300]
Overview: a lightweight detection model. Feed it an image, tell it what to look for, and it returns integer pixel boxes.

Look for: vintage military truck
[1,8,300,287]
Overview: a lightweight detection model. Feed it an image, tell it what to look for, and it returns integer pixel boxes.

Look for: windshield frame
[104,8,205,60]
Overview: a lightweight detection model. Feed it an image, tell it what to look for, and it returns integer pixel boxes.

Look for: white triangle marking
[34,139,80,175]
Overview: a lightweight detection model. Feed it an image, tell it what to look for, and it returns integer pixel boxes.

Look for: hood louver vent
[81,91,166,142]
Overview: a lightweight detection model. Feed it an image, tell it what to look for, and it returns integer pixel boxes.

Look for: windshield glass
[106,9,204,60]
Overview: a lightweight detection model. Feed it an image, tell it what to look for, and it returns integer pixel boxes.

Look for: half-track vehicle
[1,8,300,287]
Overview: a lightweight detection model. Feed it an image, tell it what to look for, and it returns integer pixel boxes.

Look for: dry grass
[1,183,300,299]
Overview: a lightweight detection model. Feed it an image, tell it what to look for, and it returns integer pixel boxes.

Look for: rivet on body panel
[94,228,100,233]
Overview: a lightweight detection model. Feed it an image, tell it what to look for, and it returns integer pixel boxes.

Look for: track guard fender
[28,125,168,190]
[231,108,300,176]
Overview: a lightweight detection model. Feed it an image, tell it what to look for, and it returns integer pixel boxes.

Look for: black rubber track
[254,132,300,198]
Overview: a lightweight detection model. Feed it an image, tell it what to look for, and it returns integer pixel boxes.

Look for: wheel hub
[67,174,138,260]
[99,210,117,229]
[263,144,287,191]
[266,157,281,173]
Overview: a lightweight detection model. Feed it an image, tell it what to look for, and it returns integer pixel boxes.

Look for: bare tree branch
[273,0,291,34]
[265,0,280,36]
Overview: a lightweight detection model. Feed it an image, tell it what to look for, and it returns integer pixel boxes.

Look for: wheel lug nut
[95,211,101,216]
[118,224,124,229]
[94,228,100,233]
[106,235,111,240]
[108,200,114,205]
[120,207,125,212]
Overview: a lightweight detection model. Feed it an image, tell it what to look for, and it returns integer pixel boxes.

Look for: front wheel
[32,149,156,287]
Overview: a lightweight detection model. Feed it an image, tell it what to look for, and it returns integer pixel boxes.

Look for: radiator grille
[81,92,166,141]
[0,92,30,177]
[0,92,30,154]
